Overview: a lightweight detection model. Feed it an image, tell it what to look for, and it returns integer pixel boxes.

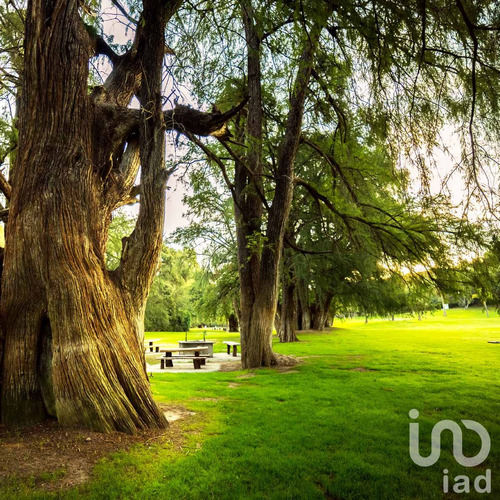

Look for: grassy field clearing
[2,308,499,499]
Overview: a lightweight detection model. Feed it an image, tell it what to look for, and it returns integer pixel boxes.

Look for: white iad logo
[409,409,492,494]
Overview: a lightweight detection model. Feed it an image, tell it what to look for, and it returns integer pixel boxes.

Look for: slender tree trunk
[274,308,282,335]
[278,261,299,342]
[232,298,241,325]
[236,0,273,368]
[296,305,303,331]
[297,279,311,330]
[440,293,447,317]
[228,313,239,332]
[483,301,489,317]
[301,309,312,330]
[311,308,325,330]
[236,0,329,368]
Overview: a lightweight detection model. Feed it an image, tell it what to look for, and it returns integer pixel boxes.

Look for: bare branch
[0,171,12,201]
[186,132,235,193]
[90,30,120,65]
[110,0,139,25]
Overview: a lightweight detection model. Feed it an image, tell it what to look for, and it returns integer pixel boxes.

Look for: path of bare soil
[0,404,194,492]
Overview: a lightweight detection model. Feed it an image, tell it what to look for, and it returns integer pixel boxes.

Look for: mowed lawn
[6,309,500,499]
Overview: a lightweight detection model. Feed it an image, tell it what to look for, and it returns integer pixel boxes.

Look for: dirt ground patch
[348,367,377,372]
[277,367,299,374]
[0,403,194,492]
[274,354,300,367]
[219,354,300,373]
[163,406,196,422]
[218,361,242,372]
[190,397,221,401]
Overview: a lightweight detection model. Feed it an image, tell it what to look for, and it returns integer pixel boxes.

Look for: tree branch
[284,234,336,255]
[0,171,12,201]
[91,31,120,65]
[456,0,478,169]
[98,0,182,106]
[95,98,248,146]
[115,0,177,307]
[310,68,348,143]
[300,136,359,204]
[260,15,294,42]
[186,133,235,193]
[114,184,141,209]
[294,177,439,263]
[105,138,141,210]
[110,0,139,25]
[164,99,248,137]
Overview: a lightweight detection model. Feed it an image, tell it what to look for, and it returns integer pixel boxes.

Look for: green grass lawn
[4,308,500,499]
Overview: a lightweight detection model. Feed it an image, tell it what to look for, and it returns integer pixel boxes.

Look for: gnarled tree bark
[0,0,240,433]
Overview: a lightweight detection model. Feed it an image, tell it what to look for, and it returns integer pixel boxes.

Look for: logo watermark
[409,409,492,494]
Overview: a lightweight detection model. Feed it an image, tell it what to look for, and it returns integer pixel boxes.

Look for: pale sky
[100,3,193,238]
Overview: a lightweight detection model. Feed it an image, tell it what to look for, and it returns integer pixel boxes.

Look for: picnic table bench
[178,340,214,357]
[223,341,240,357]
[158,346,209,369]
[144,339,162,352]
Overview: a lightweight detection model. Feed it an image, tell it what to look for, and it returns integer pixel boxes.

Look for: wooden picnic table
[144,339,162,352]
[178,340,215,357]
[158,346,209,369]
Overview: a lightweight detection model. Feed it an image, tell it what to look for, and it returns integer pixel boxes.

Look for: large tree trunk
[0,0,247,431]
[0,0,180,433]
[239,294,277,367]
